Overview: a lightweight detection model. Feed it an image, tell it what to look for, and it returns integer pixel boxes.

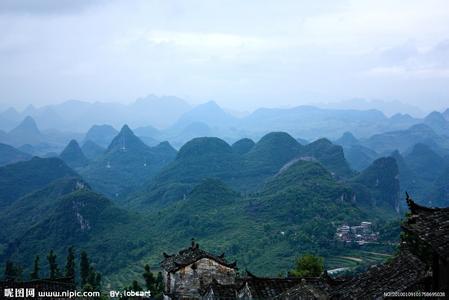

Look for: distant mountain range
[2,98,449,157]
[0,95,192,132]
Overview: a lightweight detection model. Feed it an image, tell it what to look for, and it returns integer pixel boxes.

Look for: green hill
[132,132,356,209]
[231,138,255,154]
[79,125,177,200]
[0,178,88,242]
[133,137,240,207]
[0,157,79,207]
[242,132,302,177]
[59,139,89,169]
[349,157,400,215]
[0,184,155,283]
[299,138,354,178]
[144,160,366,275]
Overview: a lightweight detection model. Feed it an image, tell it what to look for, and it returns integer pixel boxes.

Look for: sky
[0,0,449,114]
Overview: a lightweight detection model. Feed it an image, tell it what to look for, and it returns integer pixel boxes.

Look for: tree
[87,266,101,290]
[80,251,102,291]
[65,246,76,282]
[155,272,164,298]
[30,256,40,280]
[131,280,142,291]
[142,264,164,299]
[143,264,156,290]
[47,250,59,279]
[80,251,90,287]
[4,260,22,281]
[290,254,324,277]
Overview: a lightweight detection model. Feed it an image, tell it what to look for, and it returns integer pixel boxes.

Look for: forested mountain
[131,132,355,208]
[231,138,255,154]
[349,157,400,214]
[0,178,154,280]
[0,157,79,207]
[79,125,177,200]
[299,138,354,178]
[141,160,368,275]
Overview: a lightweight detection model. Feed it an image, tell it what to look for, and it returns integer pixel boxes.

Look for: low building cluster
[335,221,379,245]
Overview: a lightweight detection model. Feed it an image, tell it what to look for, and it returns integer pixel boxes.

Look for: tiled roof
[330,250,429,299]
[236,272,300,299]
[199,272,339,300]
[160,240,237,273]
[273,275,336,300]
[402,194,449,258]
[201,279,237,299]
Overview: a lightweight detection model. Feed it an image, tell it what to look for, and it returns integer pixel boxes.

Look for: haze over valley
[1,1,449,296]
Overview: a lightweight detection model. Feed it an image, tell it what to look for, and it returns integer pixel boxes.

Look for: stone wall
[165,258,237,299]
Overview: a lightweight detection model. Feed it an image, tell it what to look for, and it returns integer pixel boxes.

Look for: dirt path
[339,256,363,262]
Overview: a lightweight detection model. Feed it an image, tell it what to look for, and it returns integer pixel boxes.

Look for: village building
[335,221,379,245]
[160,239,238,299]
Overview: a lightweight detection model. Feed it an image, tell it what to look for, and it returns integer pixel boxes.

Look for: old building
[161,239,237,299]
[402,194,449,294]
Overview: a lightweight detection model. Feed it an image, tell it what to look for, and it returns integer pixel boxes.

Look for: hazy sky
[0,0,449,113]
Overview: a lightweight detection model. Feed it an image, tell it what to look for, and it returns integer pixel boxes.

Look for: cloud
[0,0,449,112]
[0,0,105,15]
[366,39,449,79]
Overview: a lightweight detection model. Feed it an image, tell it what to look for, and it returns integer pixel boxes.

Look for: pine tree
[156,272,164,294]
[30,256,40,280]
[87,266,99,290]
[65,246,76,282]
[4,260,15,281]
[47,250,59,279]
[131,280,142,291]
[4,261,23,282]
[80,251,90,287]
[95,272,102,290]
[143,264,156,290]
